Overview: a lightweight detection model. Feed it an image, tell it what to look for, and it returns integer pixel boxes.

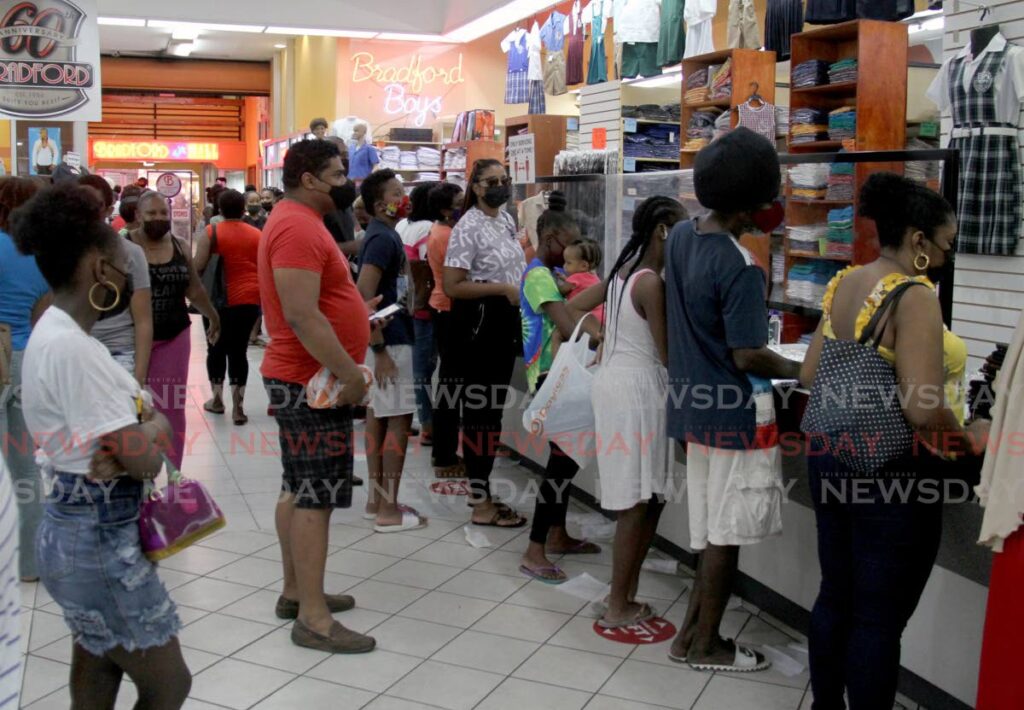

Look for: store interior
[3,1,1023,709]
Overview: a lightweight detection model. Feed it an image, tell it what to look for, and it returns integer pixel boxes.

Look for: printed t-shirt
[520,258,564,393]
[259,199,370,385]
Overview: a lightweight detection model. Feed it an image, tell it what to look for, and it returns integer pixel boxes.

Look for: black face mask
[98,271,134,320]
[143,219,170,239]
[482,184,510,208]
[261,201,274,212]
[246,204,261,216]
[328,181,358,211]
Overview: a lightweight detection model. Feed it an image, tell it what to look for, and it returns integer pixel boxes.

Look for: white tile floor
[17,324,924,709]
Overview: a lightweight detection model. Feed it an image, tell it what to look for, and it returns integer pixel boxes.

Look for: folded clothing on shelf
[793,59,830,88]
[828,58,858,84]
[443,147,467,171]
[624,124,681,160]
[787,223,829,253]
[714,110,733,139]
[710,59,733,100]
[826,162,854,201]
[685,67,711,105]
[790,107,830,144]
[380,145,402,170]
[399,150,418,169]
[786,261,844,305]
[789,163,830,191]
[775,106,790,138]
[416,146,441,169]
[827,206,854,246]
[828,107,856,141]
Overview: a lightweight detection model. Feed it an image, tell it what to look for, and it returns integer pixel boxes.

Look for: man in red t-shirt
[258,139,375,654]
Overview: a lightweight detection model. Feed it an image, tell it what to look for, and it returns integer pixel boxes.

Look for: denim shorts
[36,473,181,656]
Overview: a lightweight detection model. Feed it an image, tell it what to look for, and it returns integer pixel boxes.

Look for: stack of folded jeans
[789,163,831,199]
[828,58,858,84]
[828,107,856,141]
[790,108,829,144]
[624,124,680,160]
[793,59,830,88]
[826,162,855,201]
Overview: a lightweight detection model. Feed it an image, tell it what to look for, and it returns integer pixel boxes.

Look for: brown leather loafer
[291,619,375,654]
[275,594,356,620]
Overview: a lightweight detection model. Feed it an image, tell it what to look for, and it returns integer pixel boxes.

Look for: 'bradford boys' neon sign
[351,51,464,127]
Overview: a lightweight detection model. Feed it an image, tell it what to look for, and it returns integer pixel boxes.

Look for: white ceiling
[97,0,549,61]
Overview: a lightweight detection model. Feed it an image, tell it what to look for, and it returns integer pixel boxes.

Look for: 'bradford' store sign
[0,0,102,120]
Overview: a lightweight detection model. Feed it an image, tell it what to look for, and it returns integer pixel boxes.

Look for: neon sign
[91,140,220,161]
[351,51,464,128]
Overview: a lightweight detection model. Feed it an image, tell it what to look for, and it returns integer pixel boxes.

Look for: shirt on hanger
[582,0,612,35]
[528,21,544,81]
[684,0,717,58]
[927,32,1024,125]
[540,11,568,51]
[501,28,530,73]
[614,0,662,44]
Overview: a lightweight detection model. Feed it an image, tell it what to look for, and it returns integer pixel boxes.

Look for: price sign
[156,172,182,198]
[919,121,939,138]
[624,118,638,133]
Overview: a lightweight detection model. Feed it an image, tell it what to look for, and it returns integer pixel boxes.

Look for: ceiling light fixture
[443,0,558,43]
[98,17,146,27]
[148,20,265,34]
[376,32,452,42]
[626,68,683,88]
[265,26,378,38]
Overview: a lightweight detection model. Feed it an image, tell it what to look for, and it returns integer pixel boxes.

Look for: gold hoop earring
[89,281,120,312]
[914,252,930,272]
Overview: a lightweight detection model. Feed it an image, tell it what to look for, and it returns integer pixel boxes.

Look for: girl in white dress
[577,196,688,628]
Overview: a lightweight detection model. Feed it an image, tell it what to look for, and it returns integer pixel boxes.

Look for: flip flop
[519,564,567,585]
[472,504,527,528]
[549,540,601,555]
[374,510,428,533]
[596,602,657,629]
[363,504,420,521]
[688,644,771,673]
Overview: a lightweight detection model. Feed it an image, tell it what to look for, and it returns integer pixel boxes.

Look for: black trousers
[529,442,580,544]
[431,310,462,467]
[448,296,519,500]
[205,304,261,386]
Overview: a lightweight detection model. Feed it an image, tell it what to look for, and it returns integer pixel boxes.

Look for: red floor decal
[430,480,470,496]
[593,617,676,644]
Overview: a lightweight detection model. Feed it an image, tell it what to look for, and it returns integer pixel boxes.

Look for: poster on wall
[508,134,536,184]
[0,0,103,121]
[27,126,60,175]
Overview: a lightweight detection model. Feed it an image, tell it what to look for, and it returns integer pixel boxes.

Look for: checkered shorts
[264,378,354,510]
[528,80,546,115]
[952,133,1022,255]
[505,69,529,104]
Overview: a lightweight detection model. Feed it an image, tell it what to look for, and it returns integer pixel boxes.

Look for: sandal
[363,503,420,521]
[471,504,527,528]
[434,461,466,479]
[597,602,657,629]
[548,540,601,555]
[374,510,428,533]
[688,644,770,673]
[519,564,567,584]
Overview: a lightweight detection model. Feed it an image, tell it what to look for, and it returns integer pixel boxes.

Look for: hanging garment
[684,0,716,59]
[584,0,609,85]
[737,100,777,142]
[657,0,685,67]
[805,0,854,24]
[541,10,568,95]
[527,22,544,82]
[501,28,530,104]
[928,33,1024,255]
[764,0,802,61]
[728,0,761,49]
[540,11,567,52]
[545,53,568,95]
[614,0,661,44]
[528,81,547,114]
[566,0,586,86]
[856,0,913,20]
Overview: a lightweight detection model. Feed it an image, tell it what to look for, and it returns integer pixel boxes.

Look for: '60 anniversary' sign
[0,0,102,120]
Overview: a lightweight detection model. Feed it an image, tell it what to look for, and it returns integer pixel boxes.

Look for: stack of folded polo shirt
[790,108,830,144]
[826,162,855,201]
[789,163,831,200]
[793,59,830,88]
[828,107,857,141]
[828,58,858,84]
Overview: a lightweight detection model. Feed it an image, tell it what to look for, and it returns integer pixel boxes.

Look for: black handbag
[200,224,228,310]
[801,280,926,474]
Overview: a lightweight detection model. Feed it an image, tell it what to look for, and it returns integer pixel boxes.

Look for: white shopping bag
[522,319,598,467]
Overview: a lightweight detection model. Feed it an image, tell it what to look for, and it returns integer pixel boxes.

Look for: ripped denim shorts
[36,473,181,656]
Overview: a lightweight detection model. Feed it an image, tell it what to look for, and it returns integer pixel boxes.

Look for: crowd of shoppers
[0,124,1014,710]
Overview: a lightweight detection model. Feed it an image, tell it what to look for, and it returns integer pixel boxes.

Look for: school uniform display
[764,0,803,61]
[527,22,546,114]
[540,10,568,95]
[928,32,1024,255]
[684,0,717,59]
[615,0,661,79]
[728,0,761,50]
[501,28,530,104]
[584,0,609,85]
[566,1,586,86]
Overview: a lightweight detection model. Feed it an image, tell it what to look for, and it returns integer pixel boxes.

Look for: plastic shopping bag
[522,319,598,467]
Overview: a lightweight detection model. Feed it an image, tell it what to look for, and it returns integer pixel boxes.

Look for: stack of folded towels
[828,107,856,141]
[793,59,830,88]
[789,163,831,200]
[826,206,854,258]
[790,108,830,144]
[828,58,858,84]
[826,162,855,201]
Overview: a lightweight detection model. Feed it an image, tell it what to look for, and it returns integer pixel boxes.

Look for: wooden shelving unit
[504,115,568,178]
[680,48,777,168]
[777,19,909,331]
[440,139,505,182]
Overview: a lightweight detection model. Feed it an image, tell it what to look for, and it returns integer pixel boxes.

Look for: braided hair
[604,196,687,349]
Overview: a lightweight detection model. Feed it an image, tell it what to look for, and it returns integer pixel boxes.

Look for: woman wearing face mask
[243,189,267,230]
[799,173,989,709]
[130,191,220,469]
[426,183,465,478]
[259,188,278,215]
[442,160,528,528]
[194,189,262,425]
[15,182,191,709]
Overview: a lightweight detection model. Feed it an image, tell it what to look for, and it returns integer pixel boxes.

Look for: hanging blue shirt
[0,230,49,350]
[348,142,380,180]
[540,11,567,51]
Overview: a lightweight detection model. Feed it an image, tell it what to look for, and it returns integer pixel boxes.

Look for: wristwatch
[371,343,387,354]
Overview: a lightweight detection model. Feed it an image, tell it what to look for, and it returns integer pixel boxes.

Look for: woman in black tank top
[131,192,220,468]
